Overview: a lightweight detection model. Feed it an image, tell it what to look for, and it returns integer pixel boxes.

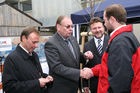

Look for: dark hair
[89,17,103,26]
[105,4,127,24]
[20,26,39,41]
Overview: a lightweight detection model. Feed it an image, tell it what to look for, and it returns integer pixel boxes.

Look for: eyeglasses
[60,24,74,29]
[28,38,39,45]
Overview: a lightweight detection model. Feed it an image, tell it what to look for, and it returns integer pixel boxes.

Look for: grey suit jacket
[44,32,83,93]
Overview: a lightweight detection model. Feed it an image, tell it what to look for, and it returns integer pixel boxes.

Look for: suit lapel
[60,40,74,59]
[69,38,76,57]
[102,35,109,54]
[55,33,78,63]
[69,37,79,65]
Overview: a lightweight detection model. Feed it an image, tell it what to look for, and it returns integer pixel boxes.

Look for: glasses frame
[60,24,74,29]
[28,37,39,45]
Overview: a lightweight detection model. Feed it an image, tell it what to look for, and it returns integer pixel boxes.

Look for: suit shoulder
[7,50,18,58]
[114,32,139,48]
[4,50,18,64]
[85,38,94,46]
[44,34,60,49]
[45,35,57,44]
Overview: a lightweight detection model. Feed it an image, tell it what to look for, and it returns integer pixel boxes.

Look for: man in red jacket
[83,4,140,93]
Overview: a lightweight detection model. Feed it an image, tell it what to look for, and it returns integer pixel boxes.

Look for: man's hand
[39,75,53,87]
[80,68,93,79]
[84,51,94,59]
[83,87,90,93]
[46,75,53,82]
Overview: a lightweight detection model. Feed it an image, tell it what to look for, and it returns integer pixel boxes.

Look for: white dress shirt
[94,35,104,48]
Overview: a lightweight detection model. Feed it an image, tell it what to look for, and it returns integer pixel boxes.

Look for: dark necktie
[65,39,76,59]
[97,39,102,55]
[28,52,32,56]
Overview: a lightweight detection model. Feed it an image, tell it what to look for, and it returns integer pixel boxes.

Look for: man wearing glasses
[2,26,53,93]
[44,15,93,93]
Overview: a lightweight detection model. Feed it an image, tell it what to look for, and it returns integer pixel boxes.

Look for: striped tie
[97,39,102,55]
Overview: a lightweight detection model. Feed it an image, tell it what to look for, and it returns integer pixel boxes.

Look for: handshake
[80,68,93,79]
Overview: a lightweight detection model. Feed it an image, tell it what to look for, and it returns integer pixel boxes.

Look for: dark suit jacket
[2,44,48,93]
[44,32,83,93]
[83,35,109,93]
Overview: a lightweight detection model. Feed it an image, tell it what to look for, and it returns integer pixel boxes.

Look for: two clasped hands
[80,51,94,79]
[80,68,93,79]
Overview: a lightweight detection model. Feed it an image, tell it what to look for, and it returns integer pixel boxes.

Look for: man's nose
[35,43,38,48]
[69,26,74,31]
[96,28,101,32]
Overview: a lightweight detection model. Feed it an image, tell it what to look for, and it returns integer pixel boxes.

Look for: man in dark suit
[44,15,93,93]
[2,26,53,93]
[83,17,109,93]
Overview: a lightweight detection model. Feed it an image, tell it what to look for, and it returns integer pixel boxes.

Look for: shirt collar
[110,25,126,37]
[19,43,30,54]
[58,32,70,41]
[94,35,104,43]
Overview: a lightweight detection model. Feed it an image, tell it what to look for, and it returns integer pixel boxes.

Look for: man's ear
[110,16,116,24]
[57,24,61,31]
[22,35,26,42]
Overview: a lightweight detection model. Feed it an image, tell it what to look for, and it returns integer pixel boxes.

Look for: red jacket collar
[108,25,133,45]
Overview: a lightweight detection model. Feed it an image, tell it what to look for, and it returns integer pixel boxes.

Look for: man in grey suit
[44,15,93,93]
